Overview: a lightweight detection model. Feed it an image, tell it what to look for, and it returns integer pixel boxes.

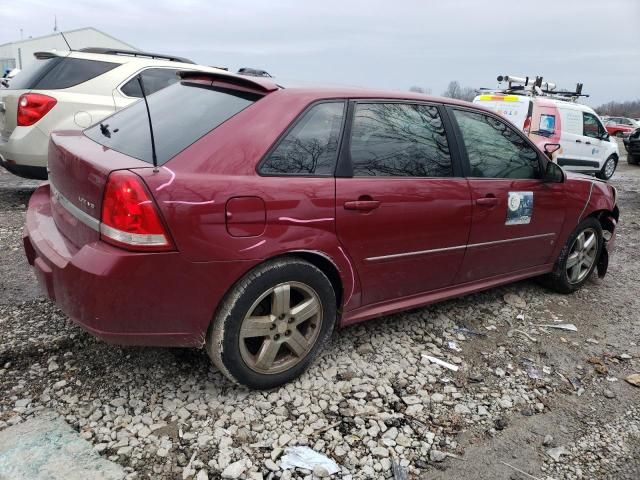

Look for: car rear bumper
[24,184,251,347]
[0,125,49,179]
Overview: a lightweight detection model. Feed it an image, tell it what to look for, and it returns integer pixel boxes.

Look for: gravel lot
[1,142,639,480]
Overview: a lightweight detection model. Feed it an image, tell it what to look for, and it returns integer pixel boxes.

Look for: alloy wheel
[238,282,323,375]
[566,228,598,284]
[603,158,616,179]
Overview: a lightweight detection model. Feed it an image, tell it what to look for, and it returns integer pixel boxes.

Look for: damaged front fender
[597,246,609,278]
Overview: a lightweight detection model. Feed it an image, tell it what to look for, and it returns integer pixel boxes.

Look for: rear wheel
[548,218,603,294]
[628,154,639,165]
[615,131,624,138]
[597,156,617,180]
[207,258,336,389]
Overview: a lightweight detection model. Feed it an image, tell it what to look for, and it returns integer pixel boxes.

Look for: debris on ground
[625,373,640,387]
[0,411,125,480]
[422,354,460,372]
[546,445,569,462]
[537,323,578,332]
[280,446,340,475]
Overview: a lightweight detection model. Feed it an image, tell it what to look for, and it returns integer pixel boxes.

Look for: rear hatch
[48,131,151,247]
[1,52,119,140]
[48,75,269,249]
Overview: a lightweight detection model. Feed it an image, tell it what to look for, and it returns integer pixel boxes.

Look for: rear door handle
[476,197,498,207]
[344,200,381,212]
[585,141,592,145]
[575,139,582,143]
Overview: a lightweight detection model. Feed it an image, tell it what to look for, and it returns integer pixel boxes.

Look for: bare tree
[595,99,640,118]
[409,86,432,94]
[442,80,476,102]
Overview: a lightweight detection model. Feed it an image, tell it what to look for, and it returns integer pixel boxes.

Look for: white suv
[0,48,227,179]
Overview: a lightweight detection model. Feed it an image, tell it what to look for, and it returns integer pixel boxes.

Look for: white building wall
[0,28,137,73]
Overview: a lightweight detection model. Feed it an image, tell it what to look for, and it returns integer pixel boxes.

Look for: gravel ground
[1,141,639,479]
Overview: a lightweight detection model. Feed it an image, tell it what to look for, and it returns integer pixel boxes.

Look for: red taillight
[100,171,174,252]
[523,115,532,135]
[17,93,57,126]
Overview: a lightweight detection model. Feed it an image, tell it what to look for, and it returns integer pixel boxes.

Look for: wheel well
[287,251,344,313]
[586,209,617,235]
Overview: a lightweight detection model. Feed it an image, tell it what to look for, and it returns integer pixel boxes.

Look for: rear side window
[350,103,452,177]
[7,57,60,90]
[260,102,345,175]
[453,109,539,179]
[85,81,260,165]
[11,57,118,90]
[120,68,180,98]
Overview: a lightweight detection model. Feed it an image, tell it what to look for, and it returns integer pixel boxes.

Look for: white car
[474,91,620,180]
[0,48,227,179]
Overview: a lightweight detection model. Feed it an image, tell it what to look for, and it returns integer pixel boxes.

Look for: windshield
[84,81,261,165]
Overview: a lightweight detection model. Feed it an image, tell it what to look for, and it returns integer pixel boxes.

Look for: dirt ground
[0,141,638,480]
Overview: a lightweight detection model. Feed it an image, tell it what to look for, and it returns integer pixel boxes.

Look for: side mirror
[543,143,561,160]
[544,161,564,183]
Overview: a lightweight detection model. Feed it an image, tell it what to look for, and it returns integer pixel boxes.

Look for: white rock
[221,460,247,479]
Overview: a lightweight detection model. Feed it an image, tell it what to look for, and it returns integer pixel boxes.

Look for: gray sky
[1,0,638,106]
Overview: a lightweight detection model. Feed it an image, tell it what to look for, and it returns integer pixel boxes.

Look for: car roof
[278,86,476,106]
[35,49,209,70]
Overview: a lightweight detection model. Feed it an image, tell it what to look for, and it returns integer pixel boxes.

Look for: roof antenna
[59,31,73,51]
[136,75,159,172]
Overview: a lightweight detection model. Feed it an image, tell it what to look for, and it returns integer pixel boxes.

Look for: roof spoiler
[78,47,195,64]
[178,70,280,93]
[34,51,64,60]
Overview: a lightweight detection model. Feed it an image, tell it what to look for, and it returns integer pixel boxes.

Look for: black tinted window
[85,81,260,165]
[350,103,452,177]
[453,109,539,179]
[7,57,60,90]
[121,68,180,97]
[260,102,345,175]
[33,58,118,89]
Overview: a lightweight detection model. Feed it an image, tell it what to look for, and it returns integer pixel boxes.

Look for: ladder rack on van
[478,75,589,102]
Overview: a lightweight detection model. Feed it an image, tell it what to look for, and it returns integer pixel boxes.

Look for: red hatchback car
[24,71,618,389]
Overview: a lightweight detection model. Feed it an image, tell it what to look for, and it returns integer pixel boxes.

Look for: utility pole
[20,28,23,40]
[54,16,58,32]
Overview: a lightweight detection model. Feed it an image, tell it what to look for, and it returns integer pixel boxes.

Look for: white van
[473,81,619,180]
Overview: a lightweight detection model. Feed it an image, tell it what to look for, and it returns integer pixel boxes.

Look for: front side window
[453,109,539,179]
[350,103,452,177]
[121,68,180,98]
[260,102,345,175]
[583,112,603,139]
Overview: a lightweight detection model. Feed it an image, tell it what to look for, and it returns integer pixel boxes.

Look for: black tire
[596,155,617,180]
[547,217,603,294]
[615,131,624,138]
[207,257,336,389]
[628,154,639,165]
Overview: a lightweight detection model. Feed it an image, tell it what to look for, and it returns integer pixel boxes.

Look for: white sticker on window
[506,191,533,225]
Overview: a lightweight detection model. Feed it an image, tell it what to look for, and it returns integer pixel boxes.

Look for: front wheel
[615,131,624,138]
[207,258,336,389]
[547,218,603,294]
[596,156,617,180]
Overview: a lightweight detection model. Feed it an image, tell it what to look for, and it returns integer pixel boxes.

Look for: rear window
[9,56,118,90]
[85,81,260,165]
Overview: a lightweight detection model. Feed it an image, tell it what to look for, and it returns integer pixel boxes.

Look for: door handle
[476,197,498,207]
[575,139,582,143]
[585,141,591,145]
[344,199,381,212]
